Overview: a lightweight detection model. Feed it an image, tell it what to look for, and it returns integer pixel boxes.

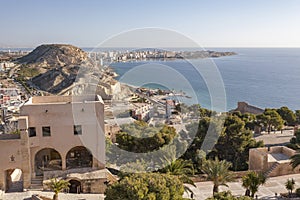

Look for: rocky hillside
[16,44,120,97]
[17,44,87,68]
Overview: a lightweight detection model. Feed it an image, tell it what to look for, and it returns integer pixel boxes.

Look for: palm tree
[161,158,194,176]
[201,158,233,194]
[47,178,70,200]
[242,171,267,197]
[160,158,196,197]
[285,178,296,197]
[290,153,300,169]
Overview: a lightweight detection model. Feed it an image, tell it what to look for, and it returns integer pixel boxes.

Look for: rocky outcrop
[31,66,80,94]
[17,44,87,68]
[16,44,89,94]
[16,44,120,98]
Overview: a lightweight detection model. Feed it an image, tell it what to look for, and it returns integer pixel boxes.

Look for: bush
[286,143,299,150]
[18,67,39,78]
[290,137,297,144]
[206,191,253,200]
[105,173,185,200]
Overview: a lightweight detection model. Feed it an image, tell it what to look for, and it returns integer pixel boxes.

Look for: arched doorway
[35,148,62,176]
[68,179,82,194]
[5,169,23,192]
[66,146,93,169]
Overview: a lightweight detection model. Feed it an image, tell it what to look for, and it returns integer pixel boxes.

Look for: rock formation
[16,44,119,98]
[17,44,87,68]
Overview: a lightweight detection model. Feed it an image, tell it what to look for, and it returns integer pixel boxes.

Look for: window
[29,127,36,137]
[42,126,51,137]
[74,125,82,135]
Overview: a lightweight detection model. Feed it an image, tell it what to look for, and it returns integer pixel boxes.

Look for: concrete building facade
[0,95,110,193]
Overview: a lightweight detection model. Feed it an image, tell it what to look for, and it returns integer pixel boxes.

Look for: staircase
[30,175,44,190]
[264,162,280,177]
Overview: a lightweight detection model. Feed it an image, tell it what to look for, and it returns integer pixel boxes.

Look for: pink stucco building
[0,95,112,193]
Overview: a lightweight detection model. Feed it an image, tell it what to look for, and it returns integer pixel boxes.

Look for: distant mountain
[17,44,87,68]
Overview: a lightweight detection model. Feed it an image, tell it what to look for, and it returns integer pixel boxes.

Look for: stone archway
[66,146,93,169]
[68,179,82,194]
[5,169,23,192]
[35,148,62,176]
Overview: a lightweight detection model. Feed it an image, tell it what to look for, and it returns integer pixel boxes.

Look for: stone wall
[281,146,296,157]
[81,179,107,194]
[269,162,300,177]
[234,102,264,115]
[0,128,30,191]
[104,123,119,143]
[43,168,96,180]
[249,148,268,171]
[249,146,300,177]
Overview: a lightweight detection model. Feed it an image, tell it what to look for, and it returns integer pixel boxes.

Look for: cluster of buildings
[0,62,15,72]
[88,49,178,63]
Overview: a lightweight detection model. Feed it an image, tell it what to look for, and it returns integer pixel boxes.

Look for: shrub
[206,191,253,200]
[105,173,185,200]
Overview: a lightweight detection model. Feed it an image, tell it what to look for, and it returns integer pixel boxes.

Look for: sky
[1,0,300,48]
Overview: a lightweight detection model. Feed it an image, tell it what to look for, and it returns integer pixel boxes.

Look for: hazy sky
[1,0,300,48]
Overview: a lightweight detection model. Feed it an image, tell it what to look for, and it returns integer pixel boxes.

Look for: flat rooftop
[268,153,290,163]
[25,95,103,105]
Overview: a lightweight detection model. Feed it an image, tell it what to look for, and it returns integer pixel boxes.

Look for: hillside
[16,44,120,97]
[17,44,87,68]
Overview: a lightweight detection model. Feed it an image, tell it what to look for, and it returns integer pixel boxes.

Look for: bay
[110,48,300,111]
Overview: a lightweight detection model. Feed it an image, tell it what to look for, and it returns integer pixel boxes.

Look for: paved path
[187,173,300,200]
[1,191,104,200]
[254,130,294,146]
[3,174,300,200]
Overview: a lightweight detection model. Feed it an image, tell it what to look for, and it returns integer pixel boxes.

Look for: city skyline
[1,0,300,48]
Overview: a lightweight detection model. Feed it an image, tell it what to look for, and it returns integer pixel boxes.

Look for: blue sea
[2,47,300,111]
[109,48,300,111]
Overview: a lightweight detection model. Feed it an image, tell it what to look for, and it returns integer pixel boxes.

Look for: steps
[30,176,43,190]
[264,162,280,177]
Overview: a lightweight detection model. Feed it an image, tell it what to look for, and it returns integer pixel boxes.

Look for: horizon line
[2,45,300,49]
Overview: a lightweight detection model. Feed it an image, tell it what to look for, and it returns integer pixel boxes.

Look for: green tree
[242,171,266,197]
[182,117,222,167]
[161,158,194,176]
[160,158,195,188]
[257,109,284,134]
[104,173,185,200]
[232,112,257,131]
[295,110,300,125]
[211,115,264,171]
[206,191,252,200]
[277,106,296,126]
[201,158,234,194]
[290,153,300,169]
[285,178,296,196]
[47,178,70,200]
[183,115,263,171]
[288,129,300,150]
[116,123,176,153]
